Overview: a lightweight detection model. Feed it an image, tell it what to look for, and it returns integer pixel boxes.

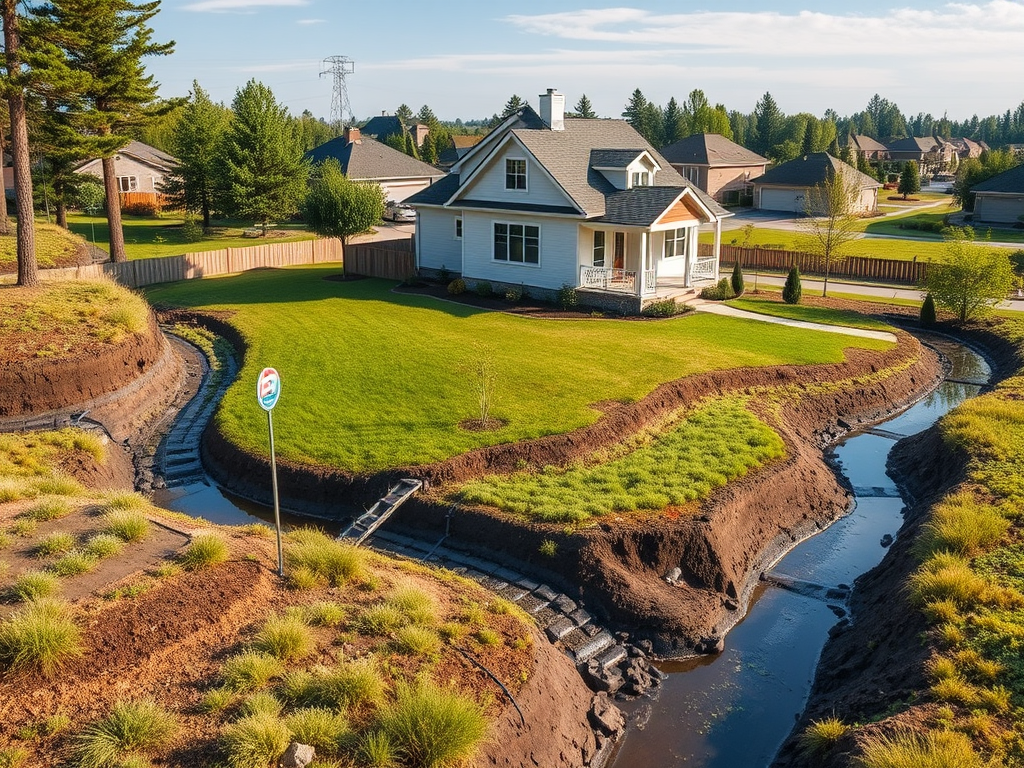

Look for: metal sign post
[257,367,284,577]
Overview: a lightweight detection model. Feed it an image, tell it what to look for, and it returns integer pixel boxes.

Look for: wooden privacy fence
[700,243,931,286]
[344,239,416,280]
[37,238,343,289]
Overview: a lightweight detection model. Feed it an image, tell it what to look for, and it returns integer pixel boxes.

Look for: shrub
[35,531,77,557]
[920,292,937,327]
[122,200,158,217]
[858,728,985,768]
[103,509,150,542]
[285,530,364,586]
[0,599,83,677]
[237,691,283,719]
[76,699,178,768]
[49,550,98,576]
[446,278,466,296]
[181,215,204,243]
[376,681,488,768]
[641,298,679,317]
[799,716,848,756]
[179,533,229,570]
[538,539,558,557]
[12,570,61,602]
[392,625,442,657]
[557,284,578,310]
[23,496,72,521]
[221,712,291,768]
[730,261,744,297]
[287,566,321,591]
[252,614,314,661]
[699,278,734,301]
[221,651,285,692]
[782,266,802,304]
[303,601,346,627]
[474,281,492,297]
[280,659,386,710]
[284,707,350,755]
[84,533,125,559]
[504,285,523,303]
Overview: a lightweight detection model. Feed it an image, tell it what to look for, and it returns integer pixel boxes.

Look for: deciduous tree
[220,79,308,235]
[800,166,863,297]
[302,158,385,245]
[924,228,1015,322]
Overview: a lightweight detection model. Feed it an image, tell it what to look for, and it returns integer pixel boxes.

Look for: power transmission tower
[320,56,355,127]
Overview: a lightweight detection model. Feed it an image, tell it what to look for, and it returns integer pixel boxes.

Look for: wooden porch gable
[653,195,704,227]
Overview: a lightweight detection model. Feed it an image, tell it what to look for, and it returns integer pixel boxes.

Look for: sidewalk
[693,300,898,342]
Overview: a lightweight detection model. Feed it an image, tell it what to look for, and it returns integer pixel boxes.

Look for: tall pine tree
[574,94,596,119]
[163,81,228,229]
[220,80,308,235]
[753,91,784,161]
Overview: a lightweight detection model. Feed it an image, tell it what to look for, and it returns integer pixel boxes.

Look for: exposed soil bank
[771,322,1019,768]
[201,322,942,653]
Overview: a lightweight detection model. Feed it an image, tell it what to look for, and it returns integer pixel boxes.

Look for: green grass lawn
[65,213,316,261]
[725,296,894,330]
[710,226,952,260]
[0,220,87,271]
[144,266,893,472]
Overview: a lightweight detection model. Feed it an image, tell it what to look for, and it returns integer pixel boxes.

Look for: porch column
[713,218,722,281]
[684,229,691,288]
[638,231,648,296]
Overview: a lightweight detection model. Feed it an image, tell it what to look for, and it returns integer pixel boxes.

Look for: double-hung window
[631,171,649,187]
[593,231,606,267]
[505,158,527,190]
[454,217,463,239]
[664,227,688,260]
[494,222,539,264]
[117,175,139,192]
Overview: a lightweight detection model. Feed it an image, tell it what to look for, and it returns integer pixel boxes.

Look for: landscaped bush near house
[121,200,158,217]
[557,283,578,310]
[782,266,802,304]
[642,299,683,317]
[504,285,523,303]
[447,278,466,295]
[474,281,493,297]
[699,278,734,301]
[921,293,937,327]
[731,261,744,297]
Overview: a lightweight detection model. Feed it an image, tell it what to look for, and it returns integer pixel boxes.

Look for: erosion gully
[154,336,988,768]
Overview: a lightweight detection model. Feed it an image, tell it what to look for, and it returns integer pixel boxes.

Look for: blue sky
[150,1,1024,123]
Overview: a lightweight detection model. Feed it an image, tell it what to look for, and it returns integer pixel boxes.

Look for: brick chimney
[538,88,564,131]
[344,126,361,144]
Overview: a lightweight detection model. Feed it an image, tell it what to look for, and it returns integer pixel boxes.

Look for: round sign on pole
[257,367,281,411]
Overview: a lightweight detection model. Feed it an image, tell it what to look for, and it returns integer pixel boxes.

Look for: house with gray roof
[406,89,730,312]
[75,140,176,196]
[971,164,1024,225]
[886,136,954,172]
[752,153,881,214]
[845,134,888,161]
[659,133,768,204]
[306,127,444,203]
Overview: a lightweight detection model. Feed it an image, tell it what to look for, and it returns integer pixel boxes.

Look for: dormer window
[631,171,649,188]
[505,158,527,190]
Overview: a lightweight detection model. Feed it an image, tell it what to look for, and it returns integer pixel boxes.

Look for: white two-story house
[406,89,730,313]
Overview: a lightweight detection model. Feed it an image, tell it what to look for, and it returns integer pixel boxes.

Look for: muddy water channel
[608,338,990,768]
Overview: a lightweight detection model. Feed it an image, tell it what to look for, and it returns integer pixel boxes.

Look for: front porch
[578,256,718,299]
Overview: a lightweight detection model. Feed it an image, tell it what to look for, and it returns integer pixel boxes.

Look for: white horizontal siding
[461,213,579,291]
[460,144,571,209]
[417,210,463,272]
[973,194,1024,224]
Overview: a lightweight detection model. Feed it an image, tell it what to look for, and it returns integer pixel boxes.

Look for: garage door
[759,188,804,213]
[382,180,431,203]
[975,195,1024,225]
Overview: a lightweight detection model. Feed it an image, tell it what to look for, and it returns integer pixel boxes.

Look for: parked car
[384,202,415,223]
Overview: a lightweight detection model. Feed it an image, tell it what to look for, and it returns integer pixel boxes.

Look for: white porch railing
[642,270,657,295]
[690,257,717,282]
[580,266,637,295]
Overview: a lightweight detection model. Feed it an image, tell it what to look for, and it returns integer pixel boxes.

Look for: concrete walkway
[693,300,899,342]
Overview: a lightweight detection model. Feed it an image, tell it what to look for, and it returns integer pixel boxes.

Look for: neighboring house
[659,133,768,204]
[952,137,989,160]
[752,153,880,214]
[437,135,485,168]
[971,164,1024,225]
[846,134,888,161]
[306,127,445,203]
[885,136,954,171]
[361,114,429,148]
[75,140,176,196]
[406,89,731,313]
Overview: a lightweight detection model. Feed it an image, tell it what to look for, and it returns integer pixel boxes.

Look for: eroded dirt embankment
[771,323,1020,768]
[201,323,942,653]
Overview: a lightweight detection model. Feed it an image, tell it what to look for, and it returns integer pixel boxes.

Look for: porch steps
[338,479,423,545]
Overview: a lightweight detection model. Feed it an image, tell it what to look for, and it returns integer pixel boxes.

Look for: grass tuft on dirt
[179,533,229,570]
[0,598,82,677]
[75,700,178,768]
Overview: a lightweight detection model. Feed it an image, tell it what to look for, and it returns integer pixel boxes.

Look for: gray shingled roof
[589,149,647,168]
[505,118,726,219]
[659,133,767,167]
[361,115,404,140]
[754,152,880,189]
[598,187,697,226]
[887,136,940,153]
[120,140,177,170]
[405,173,460,205]
[972,163,1024,194]
[305,136,444,181]
[847,134,888,153]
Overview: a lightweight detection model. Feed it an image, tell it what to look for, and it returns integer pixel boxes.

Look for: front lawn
[711,226,952,260]
[145,267,893,472]
[65,213,316,261]
[725,296,894,330]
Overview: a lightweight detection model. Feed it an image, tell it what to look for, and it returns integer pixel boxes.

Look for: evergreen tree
[730,261,744,297]
[162,81,228,229]
[403,131,419,160]
[574,94,596,119]
[384,132,406,153]
[898,160,920,200]
[753,91,784,161]
[293,109,334,152]
[920,293,937,327]
[622,88,650,138]
[662,96,685,144]
[302,158,385,245]
[417,104,438,127]
[419,131,438,165]
[501,95,525,119]
[396,103,413,125]
[0,106,8,235]
[782,265,802,304]
[641,100,664,147]
[828,136,841,157]
[31,0,175,263]
[220,79,308,235]
[801,121,816,156]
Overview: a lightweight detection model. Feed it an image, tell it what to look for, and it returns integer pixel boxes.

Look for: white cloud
[296,18,325,24]
[182,0,309,12]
